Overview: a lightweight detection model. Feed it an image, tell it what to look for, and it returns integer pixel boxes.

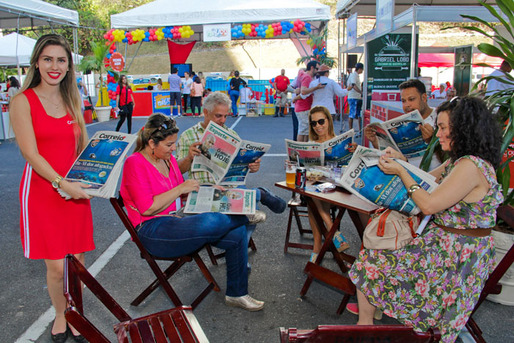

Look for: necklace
[142,150,160,167]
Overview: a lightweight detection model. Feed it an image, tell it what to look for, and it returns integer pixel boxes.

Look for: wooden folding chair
[205,237,257,266]
[465,205,514,343]
[279,325,440,343]
[284,197,313,253]
[110,196,220,309]
[64,254,209,343]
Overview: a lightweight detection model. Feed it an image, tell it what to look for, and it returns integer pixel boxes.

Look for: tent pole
[410,7,417,79]
[16,15,22,85]
[126,40,143,72]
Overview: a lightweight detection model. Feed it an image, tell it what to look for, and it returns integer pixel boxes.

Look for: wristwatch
[52,175,63,189]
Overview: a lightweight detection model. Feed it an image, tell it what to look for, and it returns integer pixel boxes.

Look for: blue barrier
[205,79,277,94]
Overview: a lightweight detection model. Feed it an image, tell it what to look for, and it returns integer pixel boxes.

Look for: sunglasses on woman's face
[310,118,326,127]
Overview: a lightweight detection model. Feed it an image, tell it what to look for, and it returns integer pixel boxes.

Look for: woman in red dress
[10,34,94,343]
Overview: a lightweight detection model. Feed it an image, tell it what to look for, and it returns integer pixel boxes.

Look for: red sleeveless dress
[19,89,94,260]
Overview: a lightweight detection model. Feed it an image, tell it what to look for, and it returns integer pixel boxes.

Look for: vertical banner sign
[203,24,232,42]
[376,0,394,36]
[347,13,358,50]
[453,45,472,96]
[366,33,418,107]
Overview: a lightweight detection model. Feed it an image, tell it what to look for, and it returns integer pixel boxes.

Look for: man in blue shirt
[168,67,182,116]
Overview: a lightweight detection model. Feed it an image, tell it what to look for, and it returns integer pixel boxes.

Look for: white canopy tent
[0,32,82,67]
[110,0,331,38]
[0,0,79,28]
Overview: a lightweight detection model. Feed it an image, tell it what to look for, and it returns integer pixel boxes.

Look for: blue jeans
[137,212,249,297]
[229,90,240,115]
[290,108,298,141]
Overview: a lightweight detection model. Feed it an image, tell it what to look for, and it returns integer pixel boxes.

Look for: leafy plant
[459,0,514,205]
[297,27,337,68]
[77,41,110,107]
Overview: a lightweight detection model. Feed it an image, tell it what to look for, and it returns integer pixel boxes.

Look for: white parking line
[15,231,130,343]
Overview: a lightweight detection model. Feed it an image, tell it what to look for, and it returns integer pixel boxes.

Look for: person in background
[432,83,447,99]
[115,75,136,133]
[168,67,182,116]
[7,76,21,103]
[197,71,206,88]
[306,106,351,262]
[120,113,265,312]
[156,78,163,91]
[181,72,193,114]
[309,64,349,123]
[190,76,204,116]
[348,96,503,343]
[228,71,247,117]
[10,34,94,343]
[288,69,304,141]
[295,60,322,142]
[347,62,364,133]
[273,69,290,117]
[485,60,513,95]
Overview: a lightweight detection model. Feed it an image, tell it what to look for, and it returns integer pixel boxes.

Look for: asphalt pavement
[1,114,513,342]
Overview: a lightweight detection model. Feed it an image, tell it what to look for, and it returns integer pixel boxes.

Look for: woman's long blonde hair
[21,34,88,152]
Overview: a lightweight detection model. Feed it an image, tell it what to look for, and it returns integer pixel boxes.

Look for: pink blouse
[120,152,184,227]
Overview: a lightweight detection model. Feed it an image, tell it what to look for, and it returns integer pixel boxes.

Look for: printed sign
[376,0,394,36]
[109,52,125,72]
[152,92,171,116]
[366,33,417,106]
[347,13,358,49]
[203,24,231,42]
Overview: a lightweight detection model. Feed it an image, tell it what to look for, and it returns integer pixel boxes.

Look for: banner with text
[366,32,418,107]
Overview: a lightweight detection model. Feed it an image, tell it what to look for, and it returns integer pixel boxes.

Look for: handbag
[363,208,418,250]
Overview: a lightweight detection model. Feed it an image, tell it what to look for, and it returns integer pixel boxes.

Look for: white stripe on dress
[21,164,32,258]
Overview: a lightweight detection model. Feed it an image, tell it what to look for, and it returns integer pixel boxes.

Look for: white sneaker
[247,210,266,225]
[225,294,264,311]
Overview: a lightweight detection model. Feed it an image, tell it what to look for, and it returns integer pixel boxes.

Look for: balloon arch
[102,20,317,107]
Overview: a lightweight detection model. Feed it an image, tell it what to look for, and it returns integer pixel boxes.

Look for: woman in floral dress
[348,96,503,343]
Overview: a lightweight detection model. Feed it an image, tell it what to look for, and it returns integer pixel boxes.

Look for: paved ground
[1,114,513,342]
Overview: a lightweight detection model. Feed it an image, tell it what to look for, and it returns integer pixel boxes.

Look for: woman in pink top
[120,113,264,311]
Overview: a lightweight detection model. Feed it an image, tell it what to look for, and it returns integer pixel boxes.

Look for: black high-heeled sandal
[50,322,68,343]
[68,324,87,342]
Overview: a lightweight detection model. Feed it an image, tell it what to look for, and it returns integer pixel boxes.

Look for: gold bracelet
[407,184,421,197]
[51,175,63,189]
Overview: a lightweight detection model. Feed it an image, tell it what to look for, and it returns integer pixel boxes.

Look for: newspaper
[369,110,429,159]
[184,187,256,215]
[59,131,136,199]
[285,129,355,167]
[191,122,271,185]
[339,146,438,215]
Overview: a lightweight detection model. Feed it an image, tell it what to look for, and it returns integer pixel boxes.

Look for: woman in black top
[229,71,247,116]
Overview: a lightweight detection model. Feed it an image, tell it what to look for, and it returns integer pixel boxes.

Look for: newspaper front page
[61,131,136,199]
[369,110,429,159]
[184,187,256,215]
[285,129,355,167]
[339,146,438,215]
[191,122,270,185]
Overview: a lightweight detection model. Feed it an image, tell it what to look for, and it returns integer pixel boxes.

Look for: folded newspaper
[339,146,438,215]
[285,129,355,167]
[59,131,136,199]
[369,110,429,159]
[184,187,256,215]
[191,122,270,185]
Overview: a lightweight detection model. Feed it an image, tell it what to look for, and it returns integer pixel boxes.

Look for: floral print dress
[348,155,503,343]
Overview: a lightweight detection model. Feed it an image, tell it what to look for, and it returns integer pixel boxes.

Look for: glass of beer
[285,160,297,186]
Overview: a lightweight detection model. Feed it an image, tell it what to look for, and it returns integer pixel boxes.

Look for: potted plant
[78,41,111,122]
[460,0,514,305]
